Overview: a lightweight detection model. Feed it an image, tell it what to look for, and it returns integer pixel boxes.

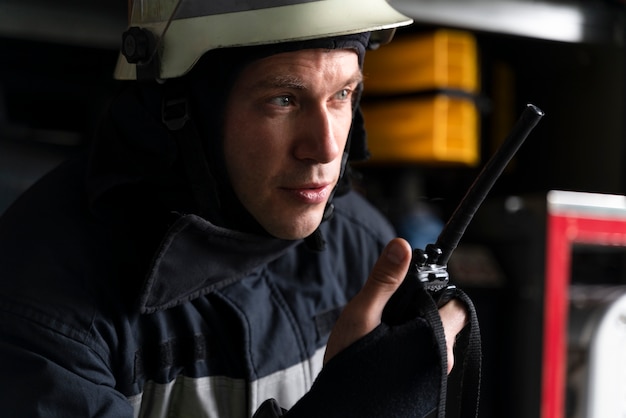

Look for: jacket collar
[139,213,297,313]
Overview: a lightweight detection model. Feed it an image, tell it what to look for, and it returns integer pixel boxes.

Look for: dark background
[2,1,626,417]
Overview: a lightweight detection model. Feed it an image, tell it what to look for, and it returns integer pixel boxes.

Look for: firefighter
[0,1,470,416]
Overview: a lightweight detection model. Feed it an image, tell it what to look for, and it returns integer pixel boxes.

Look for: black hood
[86,33,372,248]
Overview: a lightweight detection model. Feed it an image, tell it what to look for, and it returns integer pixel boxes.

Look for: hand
[324,238,468,374]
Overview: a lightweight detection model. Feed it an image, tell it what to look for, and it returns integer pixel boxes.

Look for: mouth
[281,183,333,204]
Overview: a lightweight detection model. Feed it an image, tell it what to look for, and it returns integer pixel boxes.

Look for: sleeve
[0,304,134,418]
[254,318,441,418]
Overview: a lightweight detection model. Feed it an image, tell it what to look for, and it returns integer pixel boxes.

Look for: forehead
[234,48,362,89]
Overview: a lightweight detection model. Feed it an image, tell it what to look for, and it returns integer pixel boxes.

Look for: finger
[438,298,468,374]
[356,238,413,323]
[324,238,412,363]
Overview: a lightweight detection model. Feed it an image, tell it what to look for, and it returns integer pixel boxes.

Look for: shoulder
[0,156,136,335]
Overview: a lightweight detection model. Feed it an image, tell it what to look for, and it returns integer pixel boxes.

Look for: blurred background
[2,1,626,417]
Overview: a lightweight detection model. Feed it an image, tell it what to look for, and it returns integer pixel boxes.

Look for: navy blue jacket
[0,145,396,417]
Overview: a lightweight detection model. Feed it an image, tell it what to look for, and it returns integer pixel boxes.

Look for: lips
[282,183,332,204]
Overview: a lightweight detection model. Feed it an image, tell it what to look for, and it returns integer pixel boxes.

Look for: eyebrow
[254,70,364,91]
[262,74,307,90]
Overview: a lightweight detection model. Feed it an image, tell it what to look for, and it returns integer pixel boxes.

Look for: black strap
[161,82,221,220]
[414,287,449,417]
[419,287,482,418]
[452,289,482,418]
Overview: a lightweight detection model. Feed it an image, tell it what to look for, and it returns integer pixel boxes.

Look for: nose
[293,105,345,164]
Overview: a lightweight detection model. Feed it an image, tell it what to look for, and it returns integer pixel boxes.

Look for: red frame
[541,194,626,418]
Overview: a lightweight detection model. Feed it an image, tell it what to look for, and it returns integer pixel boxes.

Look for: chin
[264,217,322,241]
[255,203,327,240]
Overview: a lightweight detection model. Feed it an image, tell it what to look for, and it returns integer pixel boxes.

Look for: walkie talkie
[383,104,544,325]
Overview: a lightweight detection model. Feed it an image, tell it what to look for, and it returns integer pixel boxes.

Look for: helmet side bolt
[122,27,154,64]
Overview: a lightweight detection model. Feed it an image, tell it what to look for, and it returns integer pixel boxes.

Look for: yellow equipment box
[363,29,479,95]
[361,94,479,165]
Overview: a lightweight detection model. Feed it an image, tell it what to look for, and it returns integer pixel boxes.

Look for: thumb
[357,238,413,323]
[324,238,412,363]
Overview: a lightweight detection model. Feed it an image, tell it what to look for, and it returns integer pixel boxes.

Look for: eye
[336,89,350,101]
[270,95,292,107]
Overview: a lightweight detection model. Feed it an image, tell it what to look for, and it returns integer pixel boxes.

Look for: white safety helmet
[115,0,413,81]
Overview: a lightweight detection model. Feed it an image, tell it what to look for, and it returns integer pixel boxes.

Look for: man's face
[222,48,361,240]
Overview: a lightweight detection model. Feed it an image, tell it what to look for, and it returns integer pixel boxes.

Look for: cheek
[222,115,278,188]
[224,137,252,189]
[223,111,255,166]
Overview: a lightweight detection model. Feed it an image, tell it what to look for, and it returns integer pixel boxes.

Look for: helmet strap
[162,80,221,220]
